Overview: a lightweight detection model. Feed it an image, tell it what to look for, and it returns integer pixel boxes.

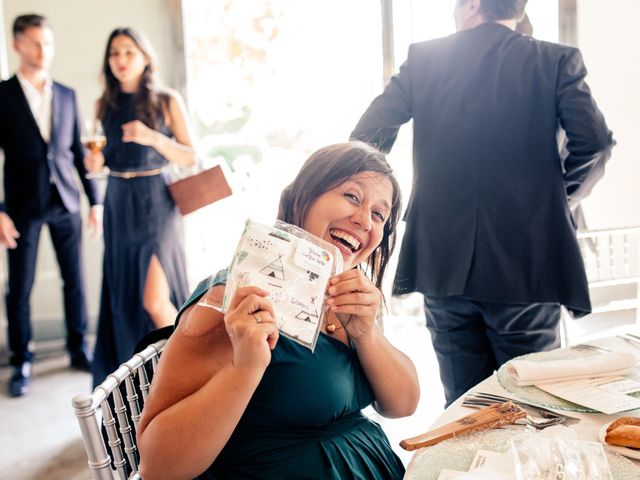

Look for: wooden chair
[72,327,172,479]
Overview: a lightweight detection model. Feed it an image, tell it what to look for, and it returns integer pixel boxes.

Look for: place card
[435,450,515,479]
[436,469,466,479]
[535,376,640,414]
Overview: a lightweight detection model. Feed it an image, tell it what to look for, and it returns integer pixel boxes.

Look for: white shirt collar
[16,70,53,143]
[16,70,53,97]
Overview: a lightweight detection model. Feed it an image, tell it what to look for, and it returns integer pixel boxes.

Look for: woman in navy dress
[85,28,194,386]
[137,142,420,479]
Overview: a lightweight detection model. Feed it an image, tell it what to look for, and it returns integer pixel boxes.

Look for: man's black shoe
[8,362,31,397]
[70,351,93,372]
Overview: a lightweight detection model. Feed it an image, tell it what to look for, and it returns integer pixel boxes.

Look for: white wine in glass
[82,119,107,152]
[82,119,108,178]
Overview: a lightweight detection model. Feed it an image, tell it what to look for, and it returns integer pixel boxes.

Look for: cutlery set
[570,343,611,353]
[400,401,527,450]
[618,332,640,350]
[400,392,577,450]
[462,392,579,429]
[570,332,640,352]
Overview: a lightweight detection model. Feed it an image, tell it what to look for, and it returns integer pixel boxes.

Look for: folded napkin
[506,351,636,386]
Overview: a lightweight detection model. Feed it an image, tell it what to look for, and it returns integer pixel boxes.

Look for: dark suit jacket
[351,23,614,317]
[0,75,100,220]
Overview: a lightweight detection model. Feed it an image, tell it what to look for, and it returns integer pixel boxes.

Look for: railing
[577,226,640,322]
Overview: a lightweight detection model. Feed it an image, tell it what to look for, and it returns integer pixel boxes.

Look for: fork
[466,392,581,422]
[569,343,611,353]
[618,334,640,350]
[461,399,566,429]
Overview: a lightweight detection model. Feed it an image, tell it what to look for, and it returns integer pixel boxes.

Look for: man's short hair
[477,0,528,22]
[12,14,49,37]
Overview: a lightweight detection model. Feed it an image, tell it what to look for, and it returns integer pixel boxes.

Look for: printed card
[222,219,342,351]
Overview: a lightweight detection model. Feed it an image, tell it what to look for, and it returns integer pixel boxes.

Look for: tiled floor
[0,354,94,480]
[0,312,445,479]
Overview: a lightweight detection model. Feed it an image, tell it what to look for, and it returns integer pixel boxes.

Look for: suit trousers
[5,186,88,366]
[424,295,561,407]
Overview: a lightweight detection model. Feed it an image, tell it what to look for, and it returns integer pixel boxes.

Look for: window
[182,0,384,280]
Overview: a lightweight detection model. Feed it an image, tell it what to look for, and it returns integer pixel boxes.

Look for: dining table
[403,334,640,479]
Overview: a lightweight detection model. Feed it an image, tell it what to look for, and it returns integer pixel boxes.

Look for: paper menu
[535,376,640,414]
[222,219,342,351]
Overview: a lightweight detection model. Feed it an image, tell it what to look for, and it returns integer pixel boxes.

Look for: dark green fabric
[178,272,405,479]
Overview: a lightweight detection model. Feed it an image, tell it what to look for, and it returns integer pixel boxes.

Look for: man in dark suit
[0,14,102,397]
[351,0,614,406]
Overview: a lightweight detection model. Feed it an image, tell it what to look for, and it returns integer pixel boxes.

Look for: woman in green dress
[137,141,420,479]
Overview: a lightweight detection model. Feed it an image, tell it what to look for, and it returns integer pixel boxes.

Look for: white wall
[3,0,178,133]
[577,0,640,229]
[0,0,179,346]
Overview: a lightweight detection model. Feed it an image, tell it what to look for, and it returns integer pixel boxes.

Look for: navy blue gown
[92,92,189,387]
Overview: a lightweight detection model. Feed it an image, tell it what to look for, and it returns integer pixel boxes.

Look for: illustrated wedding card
[222,219,343,351]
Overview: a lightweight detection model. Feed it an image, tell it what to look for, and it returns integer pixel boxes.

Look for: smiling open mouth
[329,229,361,253]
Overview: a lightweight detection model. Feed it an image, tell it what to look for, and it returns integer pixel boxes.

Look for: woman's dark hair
[278,141,402,291]
[97,27,168,129]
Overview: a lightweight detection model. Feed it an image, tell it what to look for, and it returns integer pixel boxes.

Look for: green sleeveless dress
[179,272,405,479]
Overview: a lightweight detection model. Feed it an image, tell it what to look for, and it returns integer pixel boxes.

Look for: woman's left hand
[325,269,381,342]
[121,120,158,147]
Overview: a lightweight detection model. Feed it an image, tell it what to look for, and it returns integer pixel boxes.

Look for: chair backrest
[72,338,167,480]
[563,226,640,344]
[578,226,640,320]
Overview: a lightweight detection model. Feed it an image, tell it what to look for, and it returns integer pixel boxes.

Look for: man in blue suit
[352,0,614,406]
[0,14,102,397]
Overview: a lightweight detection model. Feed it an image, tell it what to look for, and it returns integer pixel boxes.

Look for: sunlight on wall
[182,0,384,285]
[577,0,640,228]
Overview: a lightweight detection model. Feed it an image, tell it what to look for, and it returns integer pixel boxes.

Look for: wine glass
[82,119,108,178]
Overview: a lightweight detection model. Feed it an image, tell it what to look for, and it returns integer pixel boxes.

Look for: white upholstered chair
[72,328,171,480]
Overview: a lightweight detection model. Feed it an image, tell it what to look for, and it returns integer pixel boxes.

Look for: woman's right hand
[224,286,279,370]
[84,151,105,174]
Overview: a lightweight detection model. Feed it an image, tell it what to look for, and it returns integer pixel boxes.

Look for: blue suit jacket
[0,75,100,219]
[352,24,615,317]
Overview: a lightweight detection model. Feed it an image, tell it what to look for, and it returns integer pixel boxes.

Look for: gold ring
[253,312,261,324]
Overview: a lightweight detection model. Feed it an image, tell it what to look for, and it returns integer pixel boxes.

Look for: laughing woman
[85,28,195,387]
[137,141,419,479]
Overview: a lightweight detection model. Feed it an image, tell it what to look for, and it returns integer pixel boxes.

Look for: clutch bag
[168,165,232,215]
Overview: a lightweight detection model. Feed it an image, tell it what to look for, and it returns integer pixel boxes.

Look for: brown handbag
[168,165,232,215]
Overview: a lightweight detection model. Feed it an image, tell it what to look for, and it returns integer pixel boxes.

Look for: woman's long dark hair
[97,27,168,128]
[278,141,402,291]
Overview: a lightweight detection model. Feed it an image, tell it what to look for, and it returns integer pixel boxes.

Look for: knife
[623,333,640,346]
